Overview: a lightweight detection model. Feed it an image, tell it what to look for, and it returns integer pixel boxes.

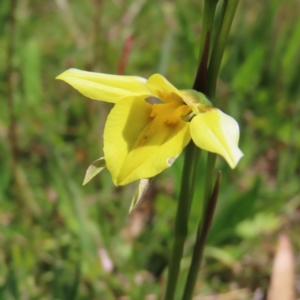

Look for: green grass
[1,0,300,299]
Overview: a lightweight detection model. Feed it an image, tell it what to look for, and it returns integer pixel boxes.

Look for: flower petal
[146,74,184,103]
[190,109,243,168]
[104,96,191,185]
[56,68,151,103]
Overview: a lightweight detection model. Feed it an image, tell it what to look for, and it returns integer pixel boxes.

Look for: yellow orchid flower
[56,69,243,186]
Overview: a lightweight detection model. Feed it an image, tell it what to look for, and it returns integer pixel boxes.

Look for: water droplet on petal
[167,157,177,166]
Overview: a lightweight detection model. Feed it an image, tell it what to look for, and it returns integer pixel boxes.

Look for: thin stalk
[93,0,102,69]
[186,152,216,292]
[182,171,221,300]
[182,0,240,298]
[188,149,202,214]
[164,142,197,300]
[207,0,240,99]
[164,2,219,297]
[7,0,18,168]
[193,0,218,93]
[203,153,217,210]
[198,0,219,62]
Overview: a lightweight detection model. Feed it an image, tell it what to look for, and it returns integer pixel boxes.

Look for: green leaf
[129,178,151,213]
[82,157,106,186]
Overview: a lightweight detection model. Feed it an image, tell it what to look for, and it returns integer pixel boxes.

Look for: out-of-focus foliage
[1,0,299,299]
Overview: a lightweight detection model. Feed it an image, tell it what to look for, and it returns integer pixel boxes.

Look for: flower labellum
[56,69,243,186]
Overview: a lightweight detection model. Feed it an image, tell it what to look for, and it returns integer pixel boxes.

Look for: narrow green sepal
[129,178,151,213]
[83,157,106,185]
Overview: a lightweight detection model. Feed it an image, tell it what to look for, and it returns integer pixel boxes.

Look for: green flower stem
[182,0,240,298]
[164,1,219,297]
[207,0,240,99]
[203,153,217,210]
[182,153,216,300]
[165,1,239,298]
[189,149,202,213]
[164,142,198,300]
[198,0,219,61]
[182,170,221,300]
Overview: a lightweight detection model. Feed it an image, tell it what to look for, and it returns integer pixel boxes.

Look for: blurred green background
[1,0,300,299]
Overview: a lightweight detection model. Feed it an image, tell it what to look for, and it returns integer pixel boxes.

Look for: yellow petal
[190,109,243,168]
[104,96,191,185]
[146,74,184,103]
[56,68,151,103]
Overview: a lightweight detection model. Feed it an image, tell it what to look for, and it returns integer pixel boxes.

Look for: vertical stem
[193,0,218,93]
[182,153,216,300]
[7,0,18,168]
[164,142,197,300]
[164,2,219,298]
[92,0,102,69]
[207,0,240,99]
[203,153,217,210]
[182,171,221,300]
[188,149,202,213]
[166,1,239,299]
[198,0,219,63]
[182,0,240,298]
